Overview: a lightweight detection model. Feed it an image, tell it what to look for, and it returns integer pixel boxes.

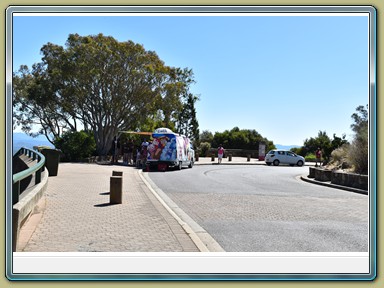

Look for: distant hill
[275,144,301,151]
[13,132,54,154]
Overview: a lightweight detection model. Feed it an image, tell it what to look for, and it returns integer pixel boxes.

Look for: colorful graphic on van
[147,134,177,162]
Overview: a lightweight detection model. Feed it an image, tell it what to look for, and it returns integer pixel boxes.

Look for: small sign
[259,143,266,161]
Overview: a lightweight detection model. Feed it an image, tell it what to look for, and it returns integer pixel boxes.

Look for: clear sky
[12,12,369,146]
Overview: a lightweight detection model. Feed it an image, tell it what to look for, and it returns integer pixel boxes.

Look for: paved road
[147,165,368,252]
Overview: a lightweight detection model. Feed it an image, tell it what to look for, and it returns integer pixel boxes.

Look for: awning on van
[118,131,153,136]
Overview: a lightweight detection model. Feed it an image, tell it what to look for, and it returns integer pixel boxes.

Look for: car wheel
[273,159,280,166]
[297,160,304,167]
[266,162,271,166]
[178,161,182,170]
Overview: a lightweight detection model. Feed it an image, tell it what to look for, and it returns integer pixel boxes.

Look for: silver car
[265,150,305,167]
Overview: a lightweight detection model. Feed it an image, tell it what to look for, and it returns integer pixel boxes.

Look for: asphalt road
[147,165,369,252]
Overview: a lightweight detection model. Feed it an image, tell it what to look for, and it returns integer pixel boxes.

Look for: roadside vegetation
[291,105,368,175]
[197,127,275,157]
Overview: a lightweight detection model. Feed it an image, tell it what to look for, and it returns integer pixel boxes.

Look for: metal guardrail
[12,147,46,205]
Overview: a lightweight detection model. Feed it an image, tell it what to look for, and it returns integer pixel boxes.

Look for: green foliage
[199,130,214,144]
[211,127,274,151]
[299,105,368,174]
[300,131,348,162]
[304,153,317,162]
[351,105,368,134]
[175,93,200,144]
[13,33,196,156]
[199,142,211,157]
[54,130,96,162]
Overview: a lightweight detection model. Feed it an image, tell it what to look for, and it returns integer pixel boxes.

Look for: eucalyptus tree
[13,33,196,155]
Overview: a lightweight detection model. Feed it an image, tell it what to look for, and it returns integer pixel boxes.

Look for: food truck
[146,128,195,171]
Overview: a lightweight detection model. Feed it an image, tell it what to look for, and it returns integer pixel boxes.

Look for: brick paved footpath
[19,163,200,252]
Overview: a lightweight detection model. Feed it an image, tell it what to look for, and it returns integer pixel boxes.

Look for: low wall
[308,167,368,191]
[207,148,258,158]
[314,169,332,182]
[331,171,368,191]
[12,171,48,252]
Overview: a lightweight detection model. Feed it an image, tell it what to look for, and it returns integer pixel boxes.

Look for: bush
[199,142,211,157]
[305,153,317,162]
[54,130,96,162]
[329,144,351,169]
[348,136,368,174]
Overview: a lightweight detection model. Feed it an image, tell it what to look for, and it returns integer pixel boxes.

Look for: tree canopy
[13,33,198,155]
[210,127,274,151]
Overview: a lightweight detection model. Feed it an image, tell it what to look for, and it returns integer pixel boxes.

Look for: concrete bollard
[110,176,123,204]
[112,170,123,177]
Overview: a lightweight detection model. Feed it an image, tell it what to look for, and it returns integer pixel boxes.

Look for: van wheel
[273,159,280,166]
[178,161,182,170]
[297,160,304,167]
[188,161,194,168]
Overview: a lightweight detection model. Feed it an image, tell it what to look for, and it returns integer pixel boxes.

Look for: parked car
[265,150,305,167]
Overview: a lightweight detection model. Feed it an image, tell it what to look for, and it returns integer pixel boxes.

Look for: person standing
[127,140,134,165]
[111,136,120,164]
[141,139,149,168]
[315,147,322,167]
[218,144,225,164]
[123,141,129,165]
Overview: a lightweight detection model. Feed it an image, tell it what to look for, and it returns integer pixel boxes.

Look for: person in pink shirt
[218,144,225,164]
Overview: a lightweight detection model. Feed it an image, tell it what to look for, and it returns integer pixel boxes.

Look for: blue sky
[12,13,369,145]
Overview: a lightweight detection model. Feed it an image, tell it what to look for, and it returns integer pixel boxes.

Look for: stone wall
[331,171,368,191]
[308,167,368,191]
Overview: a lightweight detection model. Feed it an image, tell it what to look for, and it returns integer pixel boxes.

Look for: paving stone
[20,163,199,252]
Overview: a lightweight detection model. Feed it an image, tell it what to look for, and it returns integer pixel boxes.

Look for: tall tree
[348,105,368,174]
[176,93,200,144]
[13,33,196,155]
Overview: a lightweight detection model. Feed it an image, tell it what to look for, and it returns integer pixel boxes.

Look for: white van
[146,128,195,171]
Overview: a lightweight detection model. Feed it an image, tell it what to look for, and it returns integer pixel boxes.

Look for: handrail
[12,147,46,205]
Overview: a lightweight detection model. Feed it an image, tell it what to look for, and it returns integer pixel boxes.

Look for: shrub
[348,135,368,174]
[199,142,211,157]
[329,144,351,169]
[305,153,317,162]
[54,130,96,162]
